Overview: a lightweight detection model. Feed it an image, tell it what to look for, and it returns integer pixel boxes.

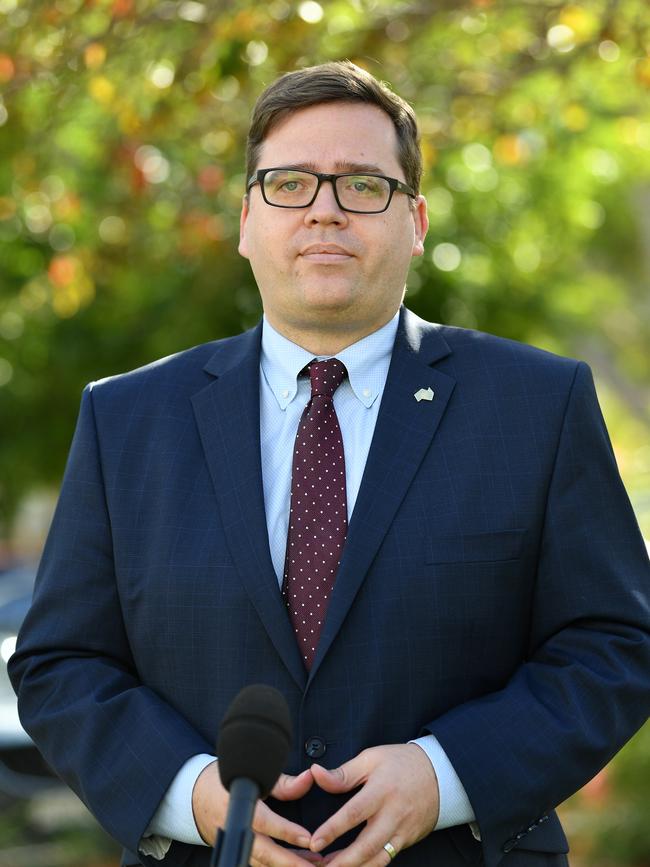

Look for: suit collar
[202,320,263,378]
[397,304,452,365]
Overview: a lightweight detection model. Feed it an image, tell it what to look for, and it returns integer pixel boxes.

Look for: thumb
[271,768,314,801]
[310,759,365,794]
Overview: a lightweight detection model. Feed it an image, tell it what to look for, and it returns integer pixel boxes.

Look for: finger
[253,800,312,849]
[320,849,343,865]
[286,849,327,864]
[310,789,378,852]
[272,769,315,800]
[322,830,402,867]
[250,835,324,867]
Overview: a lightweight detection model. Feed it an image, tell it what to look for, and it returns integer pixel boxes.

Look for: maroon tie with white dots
[282,358,348,670]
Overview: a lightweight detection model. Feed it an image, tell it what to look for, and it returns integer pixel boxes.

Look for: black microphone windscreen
[217,684,292,798]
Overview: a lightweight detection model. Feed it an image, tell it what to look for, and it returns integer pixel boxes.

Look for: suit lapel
[309,309,456,680]
[191,324,306,690]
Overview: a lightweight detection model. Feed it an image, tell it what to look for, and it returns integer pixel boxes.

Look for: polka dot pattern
[282,358,348,670]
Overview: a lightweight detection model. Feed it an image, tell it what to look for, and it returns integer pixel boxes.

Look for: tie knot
[307,358,346,399]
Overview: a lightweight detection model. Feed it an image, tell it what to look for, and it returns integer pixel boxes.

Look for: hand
[192,760,323,866]
[308,744,440,866]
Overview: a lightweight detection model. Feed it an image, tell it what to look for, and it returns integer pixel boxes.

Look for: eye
[265,171,311,196]
[343,176,382,196]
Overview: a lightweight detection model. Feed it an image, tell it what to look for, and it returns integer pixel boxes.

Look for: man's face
[239,101,428,347]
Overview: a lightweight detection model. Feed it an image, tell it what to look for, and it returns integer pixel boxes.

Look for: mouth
[300,244,355,263]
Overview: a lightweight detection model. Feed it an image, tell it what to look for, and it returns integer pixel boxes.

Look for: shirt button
[363,388,371,398]
[304,736,326,759]
[282,389,290,399]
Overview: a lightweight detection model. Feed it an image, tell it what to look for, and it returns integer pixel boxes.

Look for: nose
[303,178,349,227]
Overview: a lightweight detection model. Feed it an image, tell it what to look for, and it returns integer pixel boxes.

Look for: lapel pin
[414,387,434,402]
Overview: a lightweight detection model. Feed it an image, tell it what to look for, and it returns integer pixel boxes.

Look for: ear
[411,194,429,258]
[238,194,250,259]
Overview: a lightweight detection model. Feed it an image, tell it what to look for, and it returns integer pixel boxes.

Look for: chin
[301,285,357,309]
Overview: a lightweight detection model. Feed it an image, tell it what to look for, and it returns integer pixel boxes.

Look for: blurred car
[0,562,60,799]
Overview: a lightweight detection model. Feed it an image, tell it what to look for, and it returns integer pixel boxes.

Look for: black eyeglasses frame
[246,167,417,214]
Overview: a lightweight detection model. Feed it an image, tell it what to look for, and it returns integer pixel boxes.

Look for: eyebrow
[279,161,388,175]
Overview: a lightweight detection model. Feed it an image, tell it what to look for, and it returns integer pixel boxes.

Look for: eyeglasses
[246,167,416,214]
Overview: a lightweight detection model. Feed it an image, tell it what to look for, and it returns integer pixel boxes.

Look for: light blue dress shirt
[260,313,397,582]
[141,313,476,858]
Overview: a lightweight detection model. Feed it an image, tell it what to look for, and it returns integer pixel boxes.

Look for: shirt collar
[260,312,399,410]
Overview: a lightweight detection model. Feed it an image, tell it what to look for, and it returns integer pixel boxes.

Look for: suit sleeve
[424,361,650,867]
[8,384,213,858]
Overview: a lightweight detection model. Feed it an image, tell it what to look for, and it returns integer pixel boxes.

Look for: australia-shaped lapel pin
[414,387,435,402]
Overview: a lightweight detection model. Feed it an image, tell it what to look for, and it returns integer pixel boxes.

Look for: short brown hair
[245,60,422,194]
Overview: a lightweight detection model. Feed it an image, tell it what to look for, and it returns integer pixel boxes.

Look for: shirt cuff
[409,734,477,832]
[139,753,217,858]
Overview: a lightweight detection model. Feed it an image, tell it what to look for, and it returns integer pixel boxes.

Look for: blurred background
[0,0,648,864]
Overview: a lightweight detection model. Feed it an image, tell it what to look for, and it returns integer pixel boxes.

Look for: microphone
[211,684,292,867]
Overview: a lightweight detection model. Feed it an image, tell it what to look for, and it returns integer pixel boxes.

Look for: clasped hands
[193,743,440,867]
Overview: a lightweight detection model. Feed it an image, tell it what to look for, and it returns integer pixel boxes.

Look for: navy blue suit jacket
[10,308,650,867]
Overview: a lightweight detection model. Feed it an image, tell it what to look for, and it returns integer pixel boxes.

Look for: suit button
[305,737,326,759]
[502,838,517,853]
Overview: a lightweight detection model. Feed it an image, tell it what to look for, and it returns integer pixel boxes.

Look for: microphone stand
[211,778,260,867]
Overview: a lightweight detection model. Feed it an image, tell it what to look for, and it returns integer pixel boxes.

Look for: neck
[264,311,400,356]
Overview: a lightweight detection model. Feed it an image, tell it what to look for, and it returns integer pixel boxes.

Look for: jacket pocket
[426,529,526,564]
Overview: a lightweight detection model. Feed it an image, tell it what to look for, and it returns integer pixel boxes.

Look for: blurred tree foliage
[0,0,649,536]
[560,723,650,867]
[590,724,650,866]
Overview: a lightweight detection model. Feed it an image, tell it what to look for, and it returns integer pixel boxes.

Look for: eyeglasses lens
[263,170,390,212]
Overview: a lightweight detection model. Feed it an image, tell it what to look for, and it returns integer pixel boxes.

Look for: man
[9,61,650,867]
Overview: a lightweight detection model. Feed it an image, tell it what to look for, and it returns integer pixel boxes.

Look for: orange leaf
[0,54,15,83]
